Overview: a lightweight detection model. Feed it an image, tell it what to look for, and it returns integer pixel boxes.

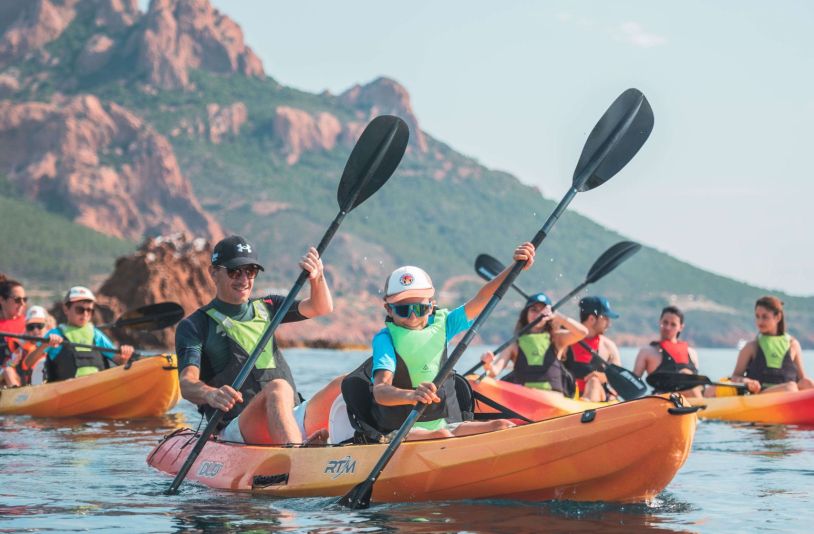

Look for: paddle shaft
[0,331,125,354]
[166,123,400,496]
[347,188,578,505]
[97,309,181,329]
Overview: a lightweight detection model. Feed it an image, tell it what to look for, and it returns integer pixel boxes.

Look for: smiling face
[755,305,781,335]
[384,296,433,330]
[210,265,255,305]
[659,312,683,342]
[0,284,26,319]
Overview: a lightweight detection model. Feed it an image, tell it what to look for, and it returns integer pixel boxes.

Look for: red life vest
[564,336,601,394]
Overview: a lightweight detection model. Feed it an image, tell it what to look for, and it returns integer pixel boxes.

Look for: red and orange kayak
[687,388,814,425]
[148,395,697,503]
[0,354,180,419]
[470,376,612,421]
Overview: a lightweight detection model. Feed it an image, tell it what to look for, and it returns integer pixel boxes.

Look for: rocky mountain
[1,0,811,350]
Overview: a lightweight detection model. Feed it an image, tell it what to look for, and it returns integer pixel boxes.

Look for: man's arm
[179,365,243,411]
[296,246,334,318]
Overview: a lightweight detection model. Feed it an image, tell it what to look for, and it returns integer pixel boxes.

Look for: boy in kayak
[369,242,535,440]
[176,235,339,445]
[563,296,623,401]
[480,293,587,397]
[3,306,51,386]
[727,296,814,394]
[42,287,135,382]
[633,305,703,398]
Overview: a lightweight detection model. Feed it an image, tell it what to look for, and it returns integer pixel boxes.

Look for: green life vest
[757,334,791,370]
[517,333,552,367]
[61,323,100,377]
[205,300,275,370]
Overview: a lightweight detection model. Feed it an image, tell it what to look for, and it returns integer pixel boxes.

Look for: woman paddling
[729,296,814,394]
[0,280,27,387]
[480,292,587,397]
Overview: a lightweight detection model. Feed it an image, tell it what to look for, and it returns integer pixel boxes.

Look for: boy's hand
[513,242,535,270]
[410,382,441,404]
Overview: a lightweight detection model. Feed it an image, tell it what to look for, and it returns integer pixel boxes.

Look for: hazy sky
[167,1,813,295]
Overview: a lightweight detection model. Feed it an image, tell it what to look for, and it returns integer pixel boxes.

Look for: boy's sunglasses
[26,323,45,331]
[389,302,433,319]
[72,306,95,315]
[218,265,261,280]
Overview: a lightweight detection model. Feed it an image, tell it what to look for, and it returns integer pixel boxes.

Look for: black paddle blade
[646,372,710,392]
[605,364,648,400]
[111,302,185,331]
[337,482,372,509]
[585,241,642,285]
[337,115,409,212]
[474,254,504,281]
[573,89,654,192]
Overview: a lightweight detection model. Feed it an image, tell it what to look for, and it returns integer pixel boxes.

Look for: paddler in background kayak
[633,305,703,398]
[0,279,27,387]
[725,296,814,394]
[42,286,135,382]
[369,242,536,440]
[175,235,338,446]
[562,296,623,402]
[480,291,588,397]
[3,306,52,386]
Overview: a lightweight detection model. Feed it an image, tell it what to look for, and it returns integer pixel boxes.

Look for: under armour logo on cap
[236,244,252,253]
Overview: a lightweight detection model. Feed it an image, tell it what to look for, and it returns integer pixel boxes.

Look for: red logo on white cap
[399,273,414,286]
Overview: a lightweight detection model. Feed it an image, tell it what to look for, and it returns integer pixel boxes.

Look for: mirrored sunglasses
[26,323,45,331]
[219,265,261,280]
[389,302,433,319]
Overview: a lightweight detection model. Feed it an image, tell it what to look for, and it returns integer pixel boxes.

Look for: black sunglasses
[7,296,28,304]
[26,323,45,331]
[218,265,261,280]
[389,302,433,319]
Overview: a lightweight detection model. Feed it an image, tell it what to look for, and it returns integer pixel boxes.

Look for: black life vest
[503,332,576,397]
[45,326,110,383]
[195,301,299,430]
[564,335,602,379]
[651,340,697,374]
[745,335,798,386]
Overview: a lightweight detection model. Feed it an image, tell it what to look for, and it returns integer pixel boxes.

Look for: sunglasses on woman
[389,302,433,319]
[7,296,27,304]
[218,265,261,280]
[26,323,45,331]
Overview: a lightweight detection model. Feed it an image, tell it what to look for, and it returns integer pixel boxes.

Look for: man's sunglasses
[72,306,95,315]
[6,296,27,304]
[218,265,261,280]
[389,302,433,319]
[26,323,45,331]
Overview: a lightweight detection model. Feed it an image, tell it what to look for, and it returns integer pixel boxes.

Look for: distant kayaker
[0,279,27,387]
[42,286,135,382]
[175,235,337,445]
[727,296,814,394]
[562,296,623,401]
[3,306,52,386]
[480,292,588,397]
[633,305,703,397]
[365,242,536,440]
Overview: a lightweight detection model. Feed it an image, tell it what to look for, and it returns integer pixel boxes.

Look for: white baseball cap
[64,286,96,303]
[25,306,48,324]
[383,266,434,303]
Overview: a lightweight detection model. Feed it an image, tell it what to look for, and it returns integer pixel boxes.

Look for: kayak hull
[687,388,814,425]
[470,376,612,420]
[0,354,180,419]
[148,395,696,503]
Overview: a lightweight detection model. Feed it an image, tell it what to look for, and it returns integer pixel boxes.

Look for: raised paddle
[339,88,654,509]
[646,372,749,393]
[463,241,642,376]
[96,302,184,331]
[165,115,409,495]
[466,243,647,399]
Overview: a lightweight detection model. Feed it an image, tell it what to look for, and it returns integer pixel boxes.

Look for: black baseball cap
[579,296,619,319]
[211,235,265,270]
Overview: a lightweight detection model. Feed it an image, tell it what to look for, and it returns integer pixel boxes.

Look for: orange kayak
[0,354,180,419]
[470,376,612,420]
[148,395,697,503]
[687,388,814,425]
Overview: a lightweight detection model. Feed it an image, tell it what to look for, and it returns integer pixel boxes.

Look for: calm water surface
[1,347,812,532]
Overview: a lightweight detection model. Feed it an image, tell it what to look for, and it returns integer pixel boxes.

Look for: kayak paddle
[0,331,167,367]
[465,242,648,400]
[165,115,409,495]
[646,372,749,392]
[339,88,654,509]
[97,302,185,331]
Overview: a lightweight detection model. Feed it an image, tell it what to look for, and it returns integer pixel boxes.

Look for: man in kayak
[633,305,703,397]
[42,286,135,382]
[563,296,622,401]
[176,235,336,445]
[0,279,27,387]
[368,242,536,440]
